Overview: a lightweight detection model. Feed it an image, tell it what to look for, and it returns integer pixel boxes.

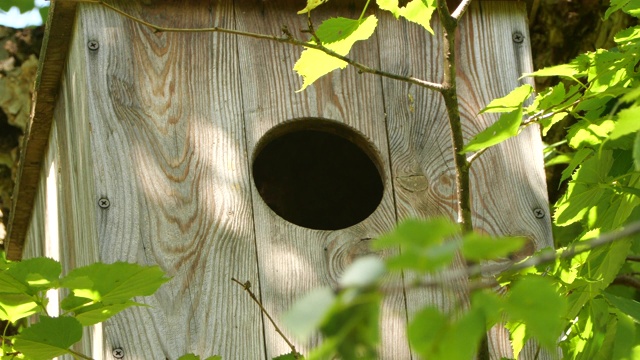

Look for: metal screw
[512,31,524,44]
[98,198,110,209]
[88,40,100,51]
[533,208,545,219]
[112,347,124,359]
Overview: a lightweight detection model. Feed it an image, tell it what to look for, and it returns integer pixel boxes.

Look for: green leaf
[13,316,82,360]
[316,17,362,44]
[566,239,632,319]
[3,257,61,294]
[461,234,526,261]
[339,256,385,288]
[319,290,380,359]
[408,306,447,356]
[373,217,459,249]
[374,218,460,272]
[377,0,401,17]
[294,15,377,91]
[74,300,144,326]
[273,352,302,360]
[634,131,640,171]
[409,306,485,360]
[377,0,437,33]
[282,287,336,339]
[398,0,437,35]
[604,293,640,323]
[505,276,567,349]
[555,151,612,226]
[60,262,168,304]
[480,84,533,114]
[462,106,523,153]
[560,148,593,184]
[541,112,569,136]
[0,293,39,323]
[610,106,640,140]
[525,54,589,80]
[297,0,328,14]
[177,354,200,360]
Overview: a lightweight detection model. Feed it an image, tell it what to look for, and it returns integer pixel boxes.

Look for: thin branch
[87,0,444,92]
[231,278,302,359]
[383,220,640,292]
[451,0,473,20]
[466,147,488,165]
[612,275,640,291]
[436,0,472,233]
[626,255,640,262]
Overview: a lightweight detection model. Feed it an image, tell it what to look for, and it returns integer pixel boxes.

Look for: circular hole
[252,119,384,230]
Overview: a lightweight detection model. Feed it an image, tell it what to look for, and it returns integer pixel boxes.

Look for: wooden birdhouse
[7,0,553,358]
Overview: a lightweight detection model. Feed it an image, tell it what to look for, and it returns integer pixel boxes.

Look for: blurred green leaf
[13,316,82,360]
[505,276,567,349]
[461,234,525,261]
[339,256,385,288]
[282,287,336,339]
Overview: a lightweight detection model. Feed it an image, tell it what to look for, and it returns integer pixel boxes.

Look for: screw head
[512,31,524,44]
[112,347,124,359]
[533,208,545,219]
[88,40,100,51]
[98,198,110,209]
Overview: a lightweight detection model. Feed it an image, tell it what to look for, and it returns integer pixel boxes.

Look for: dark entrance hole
[252,119,384,230]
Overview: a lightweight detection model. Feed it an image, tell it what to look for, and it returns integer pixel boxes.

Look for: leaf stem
[359,0,372,21]
[231,278,302,359]
[68,348,93,360]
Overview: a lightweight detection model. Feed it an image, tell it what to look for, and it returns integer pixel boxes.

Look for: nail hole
[252,119,384,230]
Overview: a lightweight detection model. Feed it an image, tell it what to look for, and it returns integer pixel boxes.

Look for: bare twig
[626,256,640,262]
[231,278,302,359]
[452,0,473,20]
[612,275,640,291]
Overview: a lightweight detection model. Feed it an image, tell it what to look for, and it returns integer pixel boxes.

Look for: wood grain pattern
[457,4,555,358]
[18,1,552,359]
[234,1,410,358]
[77,1,264,358]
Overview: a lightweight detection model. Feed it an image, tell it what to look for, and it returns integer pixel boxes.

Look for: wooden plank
[379,1,553,359]
[74,1,264,358]
[457,3,555,358]
[234,1,410,358]
[7,0,78,260]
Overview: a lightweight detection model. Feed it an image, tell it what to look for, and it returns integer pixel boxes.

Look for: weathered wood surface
[72,1,265,358]
[456,3,555,358]
[235,0,410,358]
[378,1,553,359]
[16,0,553,359]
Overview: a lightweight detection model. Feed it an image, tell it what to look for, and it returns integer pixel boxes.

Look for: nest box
[8,0,553,358]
